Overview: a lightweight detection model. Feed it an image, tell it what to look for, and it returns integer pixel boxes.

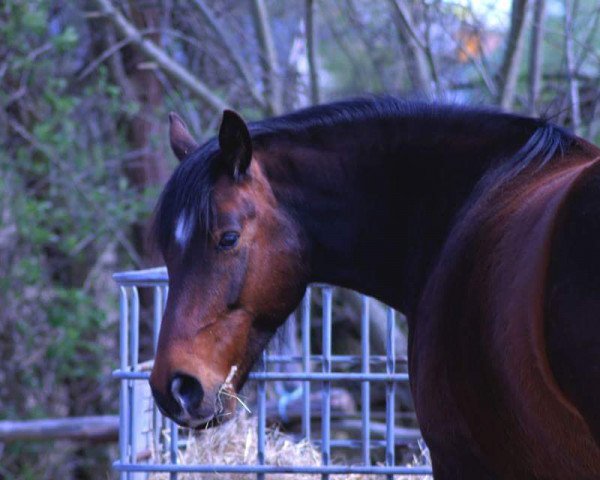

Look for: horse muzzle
[150,371,238,429]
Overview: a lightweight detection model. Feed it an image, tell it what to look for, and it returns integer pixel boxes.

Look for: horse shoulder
[412,156,600,478]
[486,158,600,477]
[544,156,600,450]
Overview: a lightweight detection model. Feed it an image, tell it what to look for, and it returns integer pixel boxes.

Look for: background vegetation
[1,0,599,478]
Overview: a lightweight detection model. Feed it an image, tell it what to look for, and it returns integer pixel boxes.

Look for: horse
[148,97,600,479]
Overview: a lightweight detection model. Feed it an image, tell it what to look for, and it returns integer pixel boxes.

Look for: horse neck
[257,115,538,314]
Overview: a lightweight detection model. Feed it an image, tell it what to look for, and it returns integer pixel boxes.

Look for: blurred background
[1,0,599,478]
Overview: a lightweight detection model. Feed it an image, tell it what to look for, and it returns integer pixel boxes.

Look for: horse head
[149,111,308,427]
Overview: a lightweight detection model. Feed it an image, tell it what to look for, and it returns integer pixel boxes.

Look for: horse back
[412,144,600,479]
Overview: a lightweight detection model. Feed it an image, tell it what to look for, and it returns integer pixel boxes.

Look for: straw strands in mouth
[149,413,432,480]
[215,366,252,422]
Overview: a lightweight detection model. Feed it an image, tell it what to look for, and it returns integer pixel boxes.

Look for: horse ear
[169,112,198,162]
[218,109,252,179]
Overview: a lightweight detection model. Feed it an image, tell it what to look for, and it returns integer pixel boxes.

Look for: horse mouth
[152,365,244,429]
[153,396,238,430]
[188,369,245,429]
[213,365,248,421]
[163,408,221,430]
[181,402,238,430]
[153,398,219,429]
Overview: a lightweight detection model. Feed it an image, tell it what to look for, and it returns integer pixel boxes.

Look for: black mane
[153,97,573,252]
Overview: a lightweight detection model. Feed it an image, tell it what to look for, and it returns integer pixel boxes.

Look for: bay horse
[149,98,600,479]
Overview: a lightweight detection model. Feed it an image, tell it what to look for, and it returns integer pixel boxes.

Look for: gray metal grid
[112,267,432,478]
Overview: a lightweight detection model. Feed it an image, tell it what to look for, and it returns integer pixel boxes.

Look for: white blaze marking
[175,213,192,247]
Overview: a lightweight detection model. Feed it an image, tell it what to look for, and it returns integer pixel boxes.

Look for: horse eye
[218,231,239,250]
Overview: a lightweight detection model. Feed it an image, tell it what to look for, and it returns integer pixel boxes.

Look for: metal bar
[112,268,345,290]
[114,462,433,475]
[118,287,129,480]
[160,285,169,459]
[157,284,178,480]
[129,287,140,368]
[170,419,178,480]
[361,295,371,465]
[113,267,168,286]
[152,287,162,352]
[386,307,396,479]
[262,354,407,365]
[162,285,169,312]
[113,370,410,382]
[321,287,333,480]
[311,438,404,448]
[113,268,340,291]
[257,351,267,480]
[301,287,312,440]
[129,287,140,469]
[152,287,162,456]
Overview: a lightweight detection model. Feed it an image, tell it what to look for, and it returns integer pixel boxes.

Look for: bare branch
[565,0,581,134]
[388,0,437,94]
[93,0,229,112]
[103,23,137,102]
[574,4,600,72]
[77,34,132,82]
[306,0,320,104]
[497,0,531,110]
[342,0,386,90]
[588,90,600,141]
[322,1,375,89]
[190,0,266,110]
[250,0,283,115]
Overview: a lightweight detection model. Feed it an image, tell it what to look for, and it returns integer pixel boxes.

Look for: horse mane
[152,97,575,252]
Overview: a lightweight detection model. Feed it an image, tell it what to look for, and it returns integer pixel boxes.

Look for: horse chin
[189,415,218,430]
[185,409,236,431]
[188,416,219,430]
[157,392,235,430]
[200,412,230,429]
[169,409,228,430]
[163,406,216,429]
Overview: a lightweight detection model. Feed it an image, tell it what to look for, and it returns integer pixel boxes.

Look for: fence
[113,267,432,479]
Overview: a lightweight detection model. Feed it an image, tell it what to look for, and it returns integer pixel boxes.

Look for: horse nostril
[170,373,204,413]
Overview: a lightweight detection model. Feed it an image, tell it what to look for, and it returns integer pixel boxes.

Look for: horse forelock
[152,139,219,252]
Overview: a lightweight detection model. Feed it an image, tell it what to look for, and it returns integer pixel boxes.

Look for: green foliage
[0,2,151,477]
[53,25,78,52]
[46,288,106,380]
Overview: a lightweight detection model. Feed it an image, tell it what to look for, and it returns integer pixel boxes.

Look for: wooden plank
[0,416,119,442]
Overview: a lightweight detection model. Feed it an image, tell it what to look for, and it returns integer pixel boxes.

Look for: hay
[149,413,431,480]
[215,366,252,418]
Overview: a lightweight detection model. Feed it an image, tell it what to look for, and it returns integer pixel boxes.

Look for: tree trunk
[497,0,531,110]
[564,0,581,135]
[99,2,170,264]
[191,0,265,110]
[125,5,168,188]
[388,0,435,94]
[250,0,283,115]
[527,0,545,115]
[306,0,320,105]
